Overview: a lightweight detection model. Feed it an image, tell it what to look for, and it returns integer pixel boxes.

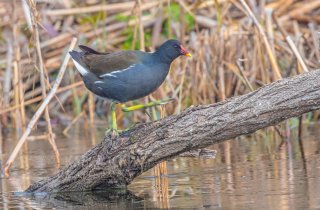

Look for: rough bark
[26,70,320,193]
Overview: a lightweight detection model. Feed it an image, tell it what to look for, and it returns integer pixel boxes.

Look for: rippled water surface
[1,124,320,209]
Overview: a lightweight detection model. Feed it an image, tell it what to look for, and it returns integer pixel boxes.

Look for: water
[1,124,320,209]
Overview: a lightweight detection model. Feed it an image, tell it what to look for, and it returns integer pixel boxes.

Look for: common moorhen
[69,39,191,136]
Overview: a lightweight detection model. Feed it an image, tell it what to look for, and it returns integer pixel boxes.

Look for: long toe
[105,128,111,137]
[104,128,119,138]
[111,129,119,138]
[159,98,176,105]
[105,128,119,138]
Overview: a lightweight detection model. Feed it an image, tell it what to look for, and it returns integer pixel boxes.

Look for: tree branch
[26,70,320,193]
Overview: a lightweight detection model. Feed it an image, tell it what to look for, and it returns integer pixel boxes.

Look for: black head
[156,39,191,63]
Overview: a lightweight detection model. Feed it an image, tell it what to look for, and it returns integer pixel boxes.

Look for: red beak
[180,45,192,57]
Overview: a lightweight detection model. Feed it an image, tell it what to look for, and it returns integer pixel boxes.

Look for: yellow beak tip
[185,53,192,57]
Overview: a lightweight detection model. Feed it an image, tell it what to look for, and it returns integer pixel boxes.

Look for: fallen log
[26,69,320,193]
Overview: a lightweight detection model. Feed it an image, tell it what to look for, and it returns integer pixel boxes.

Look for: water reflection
[15,189,145,209]
[0,124,320,209]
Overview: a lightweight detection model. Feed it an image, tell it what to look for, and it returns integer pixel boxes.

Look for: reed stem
[3,38,77,176]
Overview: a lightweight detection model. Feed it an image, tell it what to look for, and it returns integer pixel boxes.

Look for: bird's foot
[105,122,139,138]
[105,128,119,138]
[124,122,139,131]
[121,98,176,112]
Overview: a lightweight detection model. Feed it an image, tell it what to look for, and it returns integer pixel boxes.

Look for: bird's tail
[69,50,84,63]
[69,50,88,76]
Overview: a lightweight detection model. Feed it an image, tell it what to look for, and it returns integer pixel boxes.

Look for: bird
[69,39,191,136]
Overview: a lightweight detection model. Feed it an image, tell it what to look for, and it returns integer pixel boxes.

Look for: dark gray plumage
[69,39,191,103]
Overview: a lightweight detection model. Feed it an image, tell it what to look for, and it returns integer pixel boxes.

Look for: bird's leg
[111,102,118,136]
[105,101,119,137]
[121,98,175,112]
[105,98,173,136]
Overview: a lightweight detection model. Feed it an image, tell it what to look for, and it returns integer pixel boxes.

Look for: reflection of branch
[3,38,78,176]
[27,70,320,193]
[26,189,142,209]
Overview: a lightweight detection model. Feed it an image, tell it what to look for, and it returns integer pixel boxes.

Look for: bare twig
[88,93,95,128]
[3,38,77,176]
[63,111,85,136]
[0,81,83,115]
[236,59,254,91]
[22,0,32,29]
[13,61,22,131]
[308,23,320,63]
[29,0,59,164]
[137,0,145,50]
[286,36,309,73]
[238,0,282,80]
[43,1,135,16]
[2,30,13,127]
[11,0,25,133]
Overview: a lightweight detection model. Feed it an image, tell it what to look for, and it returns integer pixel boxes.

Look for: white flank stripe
[101,74,117,78]
[100,64,136,78]
[72,58,88,76]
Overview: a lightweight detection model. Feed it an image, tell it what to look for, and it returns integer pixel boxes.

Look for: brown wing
[79,51,140,78]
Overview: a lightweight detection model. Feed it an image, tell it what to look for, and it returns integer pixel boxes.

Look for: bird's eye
[174,44,179,48]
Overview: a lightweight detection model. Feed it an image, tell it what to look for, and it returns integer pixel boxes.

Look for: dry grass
[0,0,319,135]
